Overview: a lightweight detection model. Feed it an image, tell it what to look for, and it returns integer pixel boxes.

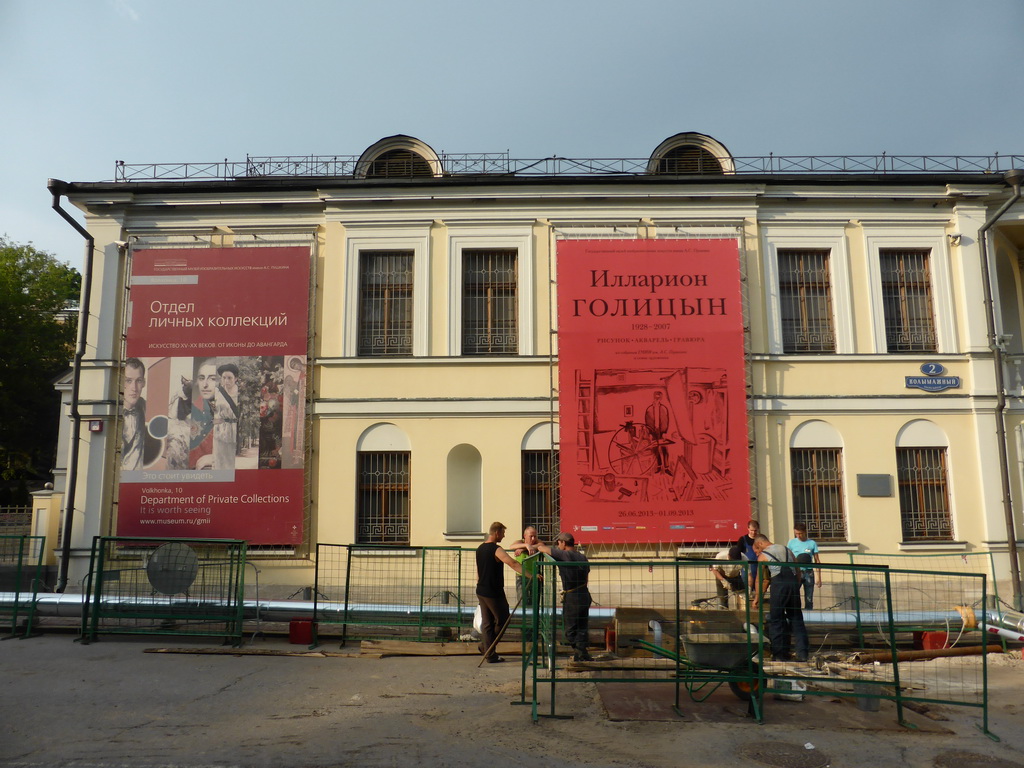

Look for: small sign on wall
[906,363,960,393]
[857,474,893,497]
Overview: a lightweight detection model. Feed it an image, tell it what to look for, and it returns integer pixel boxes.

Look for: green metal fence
[0,535,45,638]
[81,536,247,645]
[523,557,993,735]
[848,550,1000,606]
[312,544,471,646]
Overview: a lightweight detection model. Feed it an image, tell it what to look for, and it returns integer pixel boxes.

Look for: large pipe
[977,168,1024,610]
[8,592,1024,635]
[47,180,95,593]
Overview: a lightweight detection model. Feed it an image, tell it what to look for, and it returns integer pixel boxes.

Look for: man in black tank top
[476,521,526,663]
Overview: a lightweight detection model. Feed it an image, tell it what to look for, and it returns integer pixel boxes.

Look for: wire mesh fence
[313,544,471,645]
[0,535,45,638]
[81,537,247,645]
[848,551,999,605]
[304,542,996,731]
[524,557,993,733]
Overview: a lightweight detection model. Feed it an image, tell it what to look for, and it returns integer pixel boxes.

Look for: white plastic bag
[473,604,483,635]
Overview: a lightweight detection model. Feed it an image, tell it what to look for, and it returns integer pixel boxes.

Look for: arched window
[356,135,443,179]
[366,149,434,178]
[655,145,724,175]
[789,421,846,541]
[647,132,734,176]
[521,423,559,542]
[355,424,411,545]
[895,420,952,542]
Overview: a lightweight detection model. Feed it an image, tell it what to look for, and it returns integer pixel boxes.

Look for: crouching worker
[711,545,746,608]
[535,532,593,662]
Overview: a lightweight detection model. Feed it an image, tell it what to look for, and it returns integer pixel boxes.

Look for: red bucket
[289,619,314,645]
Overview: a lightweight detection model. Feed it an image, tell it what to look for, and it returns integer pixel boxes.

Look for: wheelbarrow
[632,619,763,703]
[678,631,762,702]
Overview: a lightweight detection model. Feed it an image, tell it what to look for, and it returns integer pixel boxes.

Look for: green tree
[0,236,80,503]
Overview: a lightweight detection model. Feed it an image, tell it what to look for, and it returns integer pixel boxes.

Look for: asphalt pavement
[2,631,1023,768]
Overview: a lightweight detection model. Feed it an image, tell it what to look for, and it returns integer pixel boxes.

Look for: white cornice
[750,396,987,413]
[314,398,552,417]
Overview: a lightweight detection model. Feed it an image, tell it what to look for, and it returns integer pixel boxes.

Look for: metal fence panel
[0,535,45,637]
[81,537,247,645]
[524,558,992,734]
[307,542,992,734]
[313,544,469,644]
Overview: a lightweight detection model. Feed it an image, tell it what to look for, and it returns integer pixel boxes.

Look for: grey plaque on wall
[857,474,893,497]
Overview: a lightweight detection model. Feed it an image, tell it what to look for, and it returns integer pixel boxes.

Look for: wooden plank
[359,639,521,657]
[144,647,358,658]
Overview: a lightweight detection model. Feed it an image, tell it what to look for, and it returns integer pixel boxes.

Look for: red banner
[557,239,750,544]
[117,247,310,545]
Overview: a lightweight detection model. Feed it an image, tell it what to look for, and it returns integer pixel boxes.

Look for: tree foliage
[0,236,81,502]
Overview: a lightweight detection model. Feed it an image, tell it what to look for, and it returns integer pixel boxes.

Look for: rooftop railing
[112,152,1024,182]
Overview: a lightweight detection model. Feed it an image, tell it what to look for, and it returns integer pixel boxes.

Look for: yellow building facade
[48,134,1024,601]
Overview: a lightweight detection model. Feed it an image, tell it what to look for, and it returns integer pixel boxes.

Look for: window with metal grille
[654,145,724,175]
[356,452,411,545]
[462,249,518,355]
[522,450,559,542]
[880,249,937,353]
[790,448,847,542]
[896,447,953,541]
[358,251,413,356]
[778,249,835,353]
[366,149,433,178]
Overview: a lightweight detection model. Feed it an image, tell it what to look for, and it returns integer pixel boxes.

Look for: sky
[2,0,1023,269]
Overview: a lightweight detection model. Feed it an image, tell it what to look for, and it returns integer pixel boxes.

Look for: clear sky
[2,0,1023,268]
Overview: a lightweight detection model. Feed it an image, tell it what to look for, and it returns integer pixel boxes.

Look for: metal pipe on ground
[7,593,1024,634]
[850,645,1010,664]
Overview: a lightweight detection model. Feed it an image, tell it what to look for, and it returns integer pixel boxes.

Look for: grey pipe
[47,179,95,593]
[977,168,1024,610]
[9,591,1023,635]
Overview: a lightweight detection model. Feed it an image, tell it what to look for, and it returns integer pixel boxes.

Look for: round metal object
[736,741,830,768]
[146,542,199,595]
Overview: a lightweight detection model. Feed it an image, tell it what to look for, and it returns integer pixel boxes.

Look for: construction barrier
[312,544,472,646]
[81,536,247,645]
[524,557,993,735]
[0,534,45,638]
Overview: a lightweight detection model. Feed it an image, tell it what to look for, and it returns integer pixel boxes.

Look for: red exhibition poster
[556,239,750,544]
[117,247,310,545]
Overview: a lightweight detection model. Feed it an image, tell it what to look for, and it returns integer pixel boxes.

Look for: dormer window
[655,145,723,175]
[647,132,735,176]
[366,149,434,178]
[357,135,443,179]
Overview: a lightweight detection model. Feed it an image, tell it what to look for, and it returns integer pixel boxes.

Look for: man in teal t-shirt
[787,523,822,610]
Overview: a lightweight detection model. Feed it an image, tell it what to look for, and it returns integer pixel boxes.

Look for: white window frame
[763,227,853,355]
[344,230,431,357]
[864,229,956,354]
[448,229,534,356]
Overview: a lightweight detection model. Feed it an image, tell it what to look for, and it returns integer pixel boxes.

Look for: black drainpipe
[977,168,1024,610]
[48,179,94,593]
